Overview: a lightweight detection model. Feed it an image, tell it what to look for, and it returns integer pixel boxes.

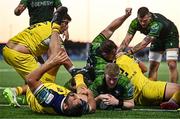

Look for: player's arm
[50,6,74,71]
[26,51,69,92]
[126,35,155,55]
[122,99,134,109]
[14,3,26,16]
[78,87,96,113]
[137,60,148,73]
[117,33,134,53]
[101,8,132,39]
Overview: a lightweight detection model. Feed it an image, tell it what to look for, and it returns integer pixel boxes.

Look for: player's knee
[167,61,177,70]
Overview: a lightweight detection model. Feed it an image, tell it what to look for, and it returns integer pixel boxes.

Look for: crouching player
[25,50,96,116]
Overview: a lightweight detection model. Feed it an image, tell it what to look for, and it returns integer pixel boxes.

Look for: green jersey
[87,33,133,100]
[128,13,179,51]
[89,74,134,100]
[20,0,62,25]
[86,33,111,83]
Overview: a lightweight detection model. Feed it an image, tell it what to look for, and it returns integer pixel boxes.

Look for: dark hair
[64,102,84,116]
[64,13,72,21]
[99,40,117,54]
[63,93,84,116]
[137,7,149,18]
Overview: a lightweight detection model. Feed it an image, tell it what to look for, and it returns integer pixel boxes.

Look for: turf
[0,60,180,118]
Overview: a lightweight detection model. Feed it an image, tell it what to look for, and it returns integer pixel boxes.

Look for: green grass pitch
[0,60,180,118]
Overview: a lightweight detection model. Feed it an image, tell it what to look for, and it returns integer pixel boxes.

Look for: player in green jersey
[118,7,179,83]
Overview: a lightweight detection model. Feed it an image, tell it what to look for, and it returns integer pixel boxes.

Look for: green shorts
[150,25,179,51]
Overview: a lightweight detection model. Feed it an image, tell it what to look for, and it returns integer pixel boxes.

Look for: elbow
[122,101,135,110]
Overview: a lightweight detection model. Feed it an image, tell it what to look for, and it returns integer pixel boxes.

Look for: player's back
[116,55,149,99]
[10,21,52,57]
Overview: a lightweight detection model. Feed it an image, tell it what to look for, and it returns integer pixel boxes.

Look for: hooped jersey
[26,83,70,114]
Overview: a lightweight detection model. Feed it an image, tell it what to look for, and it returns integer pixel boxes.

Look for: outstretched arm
[14,3,26,16]
[101,8,132,39]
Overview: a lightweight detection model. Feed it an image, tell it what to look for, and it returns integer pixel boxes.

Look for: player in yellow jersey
[2,6,75,107]
[115,54,180,109]
[25,49,96,116]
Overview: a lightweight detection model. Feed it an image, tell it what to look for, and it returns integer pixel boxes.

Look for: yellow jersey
[116,55,150,101]
[10,21,52,57]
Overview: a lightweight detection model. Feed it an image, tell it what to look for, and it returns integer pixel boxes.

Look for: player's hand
[116,51,126,59]
[125,8,132,17]
[49,48,69,65]
[78,87,91,96]
[103,94,119,106]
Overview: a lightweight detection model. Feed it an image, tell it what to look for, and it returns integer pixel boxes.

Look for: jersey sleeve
[54,0,62,8]
[20,0,28,6]
[89,76,104,97]
[91,33,107,51]
[119,75,134,100]
[127,19,138,35]
[148,22,163,37]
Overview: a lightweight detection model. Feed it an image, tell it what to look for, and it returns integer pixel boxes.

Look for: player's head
[52,6,72,34]
[104,63,120,88]
[63,92,86,116]
[137,7,151,28]
[99,40,117,61]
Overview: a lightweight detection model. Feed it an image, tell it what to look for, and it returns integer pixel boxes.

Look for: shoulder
[130,18,139,27]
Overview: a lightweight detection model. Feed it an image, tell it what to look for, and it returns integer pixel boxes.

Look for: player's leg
[2,46,39,107]
[160,83,180,109]
[148,51,163,81]
[166,48,179,83]
[164,25,179,83]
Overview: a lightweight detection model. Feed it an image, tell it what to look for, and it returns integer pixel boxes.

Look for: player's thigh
[3,46,39,79]
[139,81,166,105]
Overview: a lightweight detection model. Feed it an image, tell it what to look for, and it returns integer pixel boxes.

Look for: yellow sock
[172,91,180,105]
[15,87,23,96]
[74,74,87,92]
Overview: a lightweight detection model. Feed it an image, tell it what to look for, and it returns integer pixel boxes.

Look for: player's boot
[2,88,20,107]
[17,96,27,105]
[160,101,179,110]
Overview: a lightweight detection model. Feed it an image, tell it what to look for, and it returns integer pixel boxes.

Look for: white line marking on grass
[132,108,178,112]
[114,108,178,112]
[0,104,28,107]
[0,87,9,90]
[0,69,15,72]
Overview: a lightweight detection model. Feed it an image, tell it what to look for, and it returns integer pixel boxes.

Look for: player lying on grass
[2,6,75,107]
[115,53,180,109]
[25,50,96,116]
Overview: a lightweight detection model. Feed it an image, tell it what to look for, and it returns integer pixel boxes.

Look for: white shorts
[166,50,178,60]
[148,51,162,62]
